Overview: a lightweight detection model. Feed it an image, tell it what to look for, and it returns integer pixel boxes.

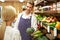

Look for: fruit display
[36,15,57,23]
[36,15,44,21]
[42,16,57,23]
[55,22,60,29]
[32,30,43,38]
[35,36,48,40]
[36,15,60,29]
[48,22,57,27]
[34,0,60,39]
[26,28,44,39]
[35,14,60,39]
[31,30,49,40]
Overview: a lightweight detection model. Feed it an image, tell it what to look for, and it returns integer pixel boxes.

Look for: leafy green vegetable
[48,22,57,27]
[35,36,48,40]
[32,30,43,38]
[36,15,44,21]
[26,27,34,34]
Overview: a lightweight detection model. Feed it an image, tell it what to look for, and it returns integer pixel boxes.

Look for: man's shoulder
[18,12,24,16]
[18,13,22,16]
[32,13,37,17]
[17,13,22,18]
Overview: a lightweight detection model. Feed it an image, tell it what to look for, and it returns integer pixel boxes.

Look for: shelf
[35,0,54,6]
[41,21,60,34]
[45,0,60,3]
[35,0,60,6]
[35,11,60,17]
[35,1,46,6]
[38,21,60,39]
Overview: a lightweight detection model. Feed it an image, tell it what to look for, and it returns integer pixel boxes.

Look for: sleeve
[31,14,37,31]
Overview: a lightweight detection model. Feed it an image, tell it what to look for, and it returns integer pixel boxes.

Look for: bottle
[54,28,57,37]
[47,26,50,33]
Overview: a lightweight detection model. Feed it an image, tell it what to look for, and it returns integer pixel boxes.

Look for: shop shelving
[34,0,60,40]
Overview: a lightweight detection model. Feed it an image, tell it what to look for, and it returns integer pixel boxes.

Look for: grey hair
[2,6,17,21]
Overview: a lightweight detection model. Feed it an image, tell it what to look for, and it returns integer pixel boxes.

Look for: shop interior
[0,0,60,40]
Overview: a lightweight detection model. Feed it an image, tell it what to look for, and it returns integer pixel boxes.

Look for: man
[14,1,37,40]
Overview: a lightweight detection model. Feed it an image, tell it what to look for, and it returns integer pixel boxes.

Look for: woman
[0,6,21,40]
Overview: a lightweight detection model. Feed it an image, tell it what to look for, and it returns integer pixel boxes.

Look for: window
[0,6,3,23]
[0,6,2,18]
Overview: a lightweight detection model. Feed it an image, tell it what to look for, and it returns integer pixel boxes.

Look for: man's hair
[27,1,34,7]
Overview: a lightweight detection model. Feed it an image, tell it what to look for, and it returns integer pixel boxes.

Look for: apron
[18,14,32,40]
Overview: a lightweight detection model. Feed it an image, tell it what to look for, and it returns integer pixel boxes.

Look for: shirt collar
[22,11,32,19]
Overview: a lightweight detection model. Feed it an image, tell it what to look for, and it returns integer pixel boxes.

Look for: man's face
[26,3,33,13]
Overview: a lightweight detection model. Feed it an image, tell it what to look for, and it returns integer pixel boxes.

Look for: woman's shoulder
[5,26,14,32]
[12,28,20,34]
[6,26,13,30]
[4,27,20,40]
[5,26,14,36]
[6,26,20,35]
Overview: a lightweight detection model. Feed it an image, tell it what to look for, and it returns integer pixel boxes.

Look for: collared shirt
[22,12,32,19]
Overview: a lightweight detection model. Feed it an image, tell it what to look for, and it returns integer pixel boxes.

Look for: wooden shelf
[35,1,46,6]
[34,11,60,17]
[35,0,60,39]
[35,0,60,6]
[37,18,60,39]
